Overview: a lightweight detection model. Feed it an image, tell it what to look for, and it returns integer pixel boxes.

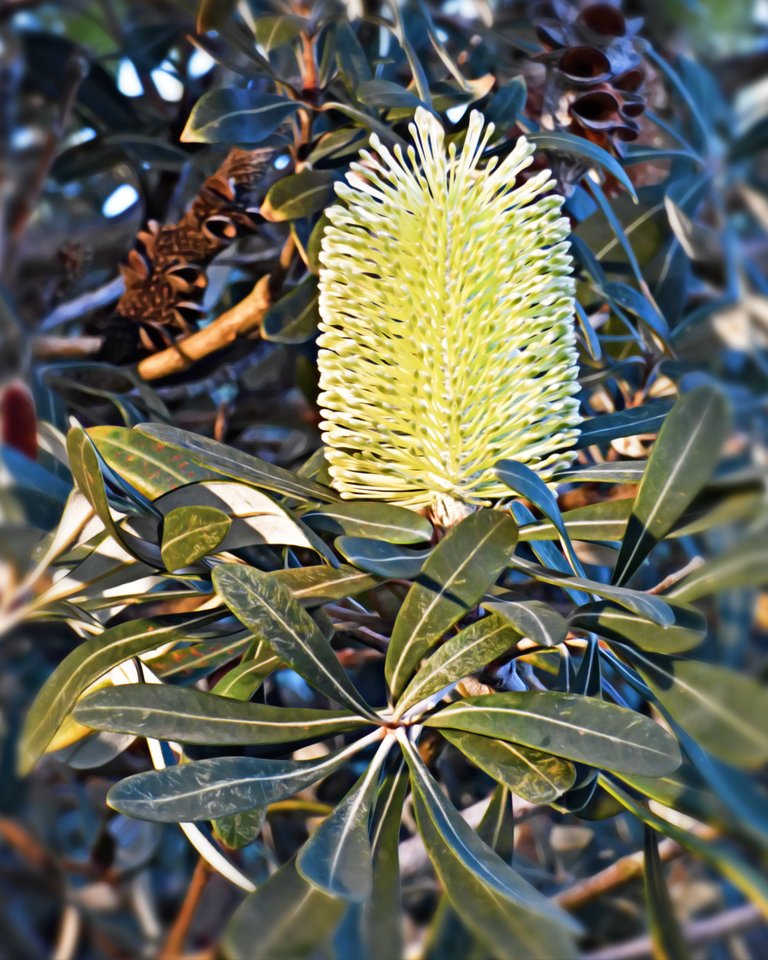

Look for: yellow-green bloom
[317,107,580,524]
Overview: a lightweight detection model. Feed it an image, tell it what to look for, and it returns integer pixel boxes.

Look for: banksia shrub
[317,108,581,524]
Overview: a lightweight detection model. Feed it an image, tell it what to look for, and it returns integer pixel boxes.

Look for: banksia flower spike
[317,108,581,525]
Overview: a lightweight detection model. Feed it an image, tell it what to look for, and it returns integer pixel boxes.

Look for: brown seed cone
[534,1,647,186]
[115,148,273,352]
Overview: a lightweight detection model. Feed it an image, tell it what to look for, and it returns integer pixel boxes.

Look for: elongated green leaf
[358,78,425,108]
[303,501,433,545]
[155,481,326,555]
[197,0,238,32]
[571,601,705,654]
[442,729,575,804]
[336,536,430,579]
[600,776,768,916]
[213,807,265,852]
[395,613,521,718]
[297,740,391,900]
[425,692,681,776]
[363,764,409,960]
[19,618,196,774]
[67,426,148,564]
[161,505,230,570]
[668,527,768,602]
[508,556,674,625]
[223,858,346,960]
[213,564,378,720]
[269,564,378,606]
[75,684,370,744]
[88,426,217,497]
[262,276,319,344]
[211,642,282,699]
[618,647,768,768]
[484,599,568,648]
[401,737,579,960]
[108,745,360,821]
[136,423,339,502]
[181,89,300,143]
[252,14,306,52]
[261,170,336,221]
[575,402,673,448]
[496,459,584,575]
[555,461,646,484]
[530,131,637,200]
[614,386,729,585]
[643,827,688,960]
[386,511,518,699]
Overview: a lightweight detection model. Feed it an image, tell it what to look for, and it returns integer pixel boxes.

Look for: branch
[583,903,764,960]
[158,858,211,960]
[136,276,271,381]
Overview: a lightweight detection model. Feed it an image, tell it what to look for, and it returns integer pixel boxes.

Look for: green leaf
[575,401,673,448]
[425,692,681,776]
[210,644,282,699]
[604,281,668,340]
[363,764,409,960]
[261,170,336,222]
[213,564,379,720]
[570,601,705,654]
[18,618,198,774]
[529,131,638,201]
[508,556,675,626]
[401,737,580,960]
[496,459,584,575]
[336,536,430,579]
[644,827,694,960]
[66,426,148,564]
[161,505,230,570]
[357,79,425,109]
[252,15,306,52]
[668,527,768,602]
[181,89,300,144]
[395,613,522,717]
[484,599,568,648]
[386,510,518,700]
[303,501,433,545]
[296,740,390,900]
[108,745,361,821]
[136,423,339,502]
[600,776,768,916]
[617,647,768,769]
[75,684,370,745]
[155,480,326,554]
[269,564,378,606]
[613,386,730,585]
[441,729,575,804]
[555,461,646,484]
[213,807,265,851]
[197,0,238,32]
[88,426,217,497]
[223,858,346,960]
[261,276,319,344]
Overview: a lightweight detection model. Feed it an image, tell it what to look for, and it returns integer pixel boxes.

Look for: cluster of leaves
[1,0,767,957]
[12,380,768,957]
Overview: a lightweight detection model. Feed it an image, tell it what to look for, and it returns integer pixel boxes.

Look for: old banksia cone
[317,108,581,525]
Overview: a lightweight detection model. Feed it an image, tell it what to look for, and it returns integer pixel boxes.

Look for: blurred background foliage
[0,0,766,958]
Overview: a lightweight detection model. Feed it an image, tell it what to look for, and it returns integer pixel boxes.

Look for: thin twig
[158,858,211,960]
[136,276,270,381]
[583,903,764,960]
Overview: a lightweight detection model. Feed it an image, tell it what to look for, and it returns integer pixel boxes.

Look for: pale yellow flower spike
[317,107,581,524]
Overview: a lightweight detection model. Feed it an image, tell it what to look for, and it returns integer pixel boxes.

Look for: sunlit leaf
[386,510,518,699]
[161,505,230,570]
[181,89,300,143]
[303,501,433,545]
[425,692,681,776]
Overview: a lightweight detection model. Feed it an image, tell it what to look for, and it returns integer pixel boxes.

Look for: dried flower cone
[116,148,272,351]
[535,1,647,163]
[318,108,581,522]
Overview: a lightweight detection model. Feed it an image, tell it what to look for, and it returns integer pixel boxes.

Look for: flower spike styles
[317,108,581,524]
